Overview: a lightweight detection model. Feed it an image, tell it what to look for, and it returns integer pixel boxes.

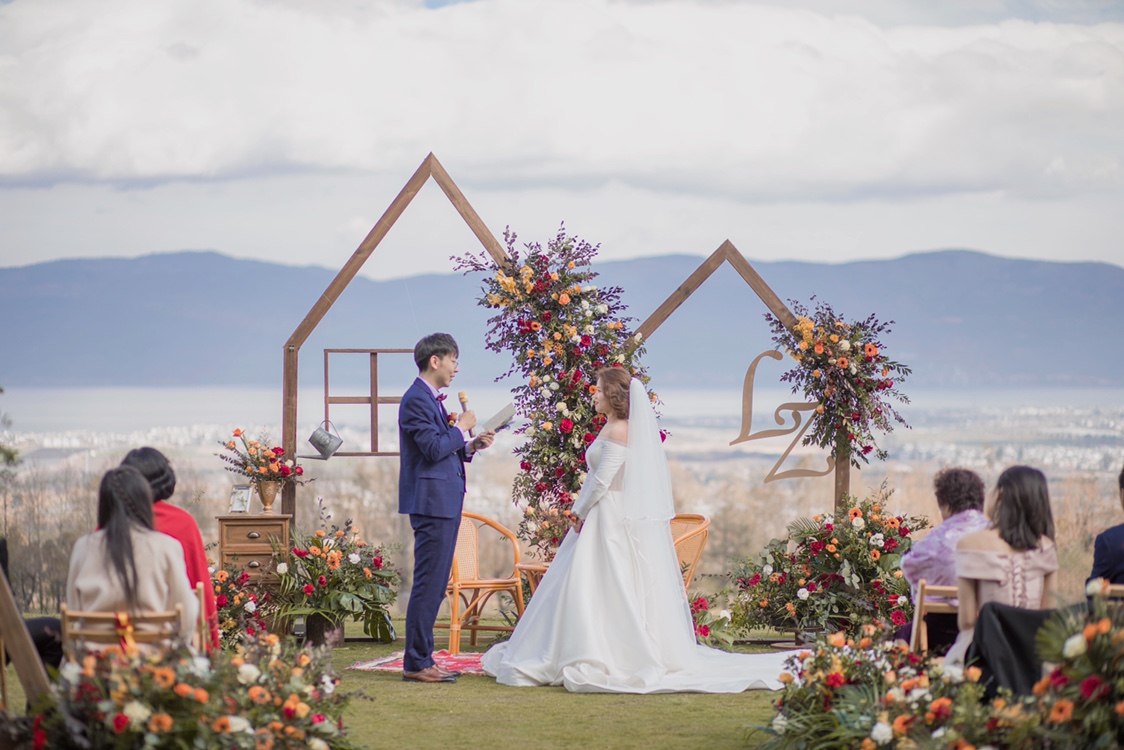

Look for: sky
[1,0,1122,280]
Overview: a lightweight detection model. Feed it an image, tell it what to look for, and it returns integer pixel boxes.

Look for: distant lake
[3,385,1124,434]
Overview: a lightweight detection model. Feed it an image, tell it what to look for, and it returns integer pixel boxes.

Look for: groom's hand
[472,431,495,451]
[458,410,478,432]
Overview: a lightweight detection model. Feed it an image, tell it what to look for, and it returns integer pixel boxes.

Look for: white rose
[237,663,262,684]
[588,285,598,292]
[839,340,851,352]
[871,721,893,743]
[243,600,257,614]
[584,324,595,334]
[852,517,866,530]
[542,375,552,382]
[1087,578,1106,596]
[275,562,289,575]
[549,382,559,391]
[762,564,773,576]
[771,715,788,734]
[123,700,151,726]
[526,427,536,437]
[556,402,568,412]
[59,660,82,684]
[1062,633,1087,658]
[597,304,608,314]
[932,727,948,739]
[227,716,252,733]
[941,664,964,683]
[613,354,624,363]
[870,533,885,548]
[207,565,215,575]
[849,364,858,375]
[321,673,336,695]
[348,553,361,565]
[571,335,581,344]
[718,609,732,621]
[581,300,590,310]
[309,739,330,750]
[189,656,212,678]
[524,506,535,516]
[797,588,810,601]
[578,472,588,484]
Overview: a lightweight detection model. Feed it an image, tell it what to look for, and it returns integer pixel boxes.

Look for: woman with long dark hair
[945,465,1058,665]
[65,465,197,645]
[121,447,218,649]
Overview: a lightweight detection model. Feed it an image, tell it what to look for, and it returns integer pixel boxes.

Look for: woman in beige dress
[945,465,1057,665]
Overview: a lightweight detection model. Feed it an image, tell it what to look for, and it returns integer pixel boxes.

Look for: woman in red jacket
[121,447,219,649]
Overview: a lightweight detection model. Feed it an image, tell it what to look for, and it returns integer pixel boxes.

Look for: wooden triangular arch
[280,153,511,516]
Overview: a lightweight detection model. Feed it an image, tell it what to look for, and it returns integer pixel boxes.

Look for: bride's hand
[572,517,584,534]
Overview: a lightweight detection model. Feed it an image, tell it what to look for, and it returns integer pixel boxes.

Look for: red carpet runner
[348,649,486,676]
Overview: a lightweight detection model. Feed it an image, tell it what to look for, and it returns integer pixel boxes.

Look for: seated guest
[0,537,63,671]
[900,467,990,653]
[945,465,1057,666]
[1088,462,1124,586]
[121,447,219,649]
[66,466,198,651]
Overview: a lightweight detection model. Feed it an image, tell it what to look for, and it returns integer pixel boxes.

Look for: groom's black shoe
[403,665,457,683]
[435,664,462,678]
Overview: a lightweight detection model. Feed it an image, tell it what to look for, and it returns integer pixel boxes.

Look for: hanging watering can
[308,421,343,459]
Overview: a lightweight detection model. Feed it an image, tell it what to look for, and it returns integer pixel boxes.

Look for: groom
[399,333,495,683]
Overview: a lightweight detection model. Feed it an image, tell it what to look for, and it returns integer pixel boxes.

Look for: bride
[482,367,793,693]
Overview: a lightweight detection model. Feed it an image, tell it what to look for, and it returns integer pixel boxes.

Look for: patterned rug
[348,649,487,676]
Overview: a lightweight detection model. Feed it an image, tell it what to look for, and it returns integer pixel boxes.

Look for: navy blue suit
[398,377,472,672]
[1089,522,1124,585]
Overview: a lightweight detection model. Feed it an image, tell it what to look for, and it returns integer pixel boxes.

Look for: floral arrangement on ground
[454,226,655,557]
[209,560,273,649]
[757,586,1124,749]
[271,498,399,641]
[732,488,929,637]
[766,297,911,467]
[21,632,362,750]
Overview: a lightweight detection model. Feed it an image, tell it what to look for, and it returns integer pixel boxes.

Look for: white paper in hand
[482,403,516,433]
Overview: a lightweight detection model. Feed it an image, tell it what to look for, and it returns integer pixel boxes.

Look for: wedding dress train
[482,380,792,693]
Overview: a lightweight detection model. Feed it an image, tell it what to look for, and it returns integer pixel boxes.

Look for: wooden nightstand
[216,514,291,581]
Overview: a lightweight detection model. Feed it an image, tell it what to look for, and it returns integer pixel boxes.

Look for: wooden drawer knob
[248,561,261,569]
[247,531,261,539]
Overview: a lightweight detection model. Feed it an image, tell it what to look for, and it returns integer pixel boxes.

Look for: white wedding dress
[482,380,793,693]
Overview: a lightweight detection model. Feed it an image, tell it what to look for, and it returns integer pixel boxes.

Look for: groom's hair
[414,333,459,372]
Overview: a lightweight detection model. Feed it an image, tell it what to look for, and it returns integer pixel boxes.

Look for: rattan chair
[671,513,710,590]
[438,511,525,655]
[61,604,184,660]
[909,579,959,653]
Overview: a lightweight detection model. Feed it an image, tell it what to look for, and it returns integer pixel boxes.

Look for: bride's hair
[596,367,631,420]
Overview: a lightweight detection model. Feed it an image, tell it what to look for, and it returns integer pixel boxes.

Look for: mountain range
[1,249,1122,389]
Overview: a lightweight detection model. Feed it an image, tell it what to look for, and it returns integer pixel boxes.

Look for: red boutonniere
[447,413,458,427]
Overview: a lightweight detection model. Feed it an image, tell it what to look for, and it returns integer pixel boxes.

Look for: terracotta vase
[304,613,345,648]
[256,480,280,514]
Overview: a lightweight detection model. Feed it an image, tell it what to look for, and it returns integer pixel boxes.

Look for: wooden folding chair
[0,573,50,710]
[192,582,209,651]
[671,513,710,590]
[61,604,183,660]
[909,579,959,653]
[438,511,525,655]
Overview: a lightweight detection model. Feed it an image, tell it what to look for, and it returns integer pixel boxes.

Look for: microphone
[458,391,474,437]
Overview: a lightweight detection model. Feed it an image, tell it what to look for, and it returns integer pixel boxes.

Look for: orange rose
[194,687,209,703]
[233,429,244,437]
[814,342,825,354]
[147,713,174,733]
[173,683,194,698]
[212,717,232,733]
[559,293,571,305]
[152,667,176,689]
[861,740,876,750]
[1049,699,1074,724]
[892,714,914,735]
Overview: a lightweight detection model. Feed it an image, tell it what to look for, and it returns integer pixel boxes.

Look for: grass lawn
[2,619,784,750]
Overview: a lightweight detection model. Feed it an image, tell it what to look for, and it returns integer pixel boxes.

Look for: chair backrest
[909,579,959,653]
[450,511,522,585]
[671,514,710,590]
[1106,583,1124,600]
[61,604,183,660]
[0,570,50,707]
[193,581,207,651]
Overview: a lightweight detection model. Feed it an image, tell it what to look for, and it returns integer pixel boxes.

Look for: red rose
[746,573,761,587]
[272,447,284,456]
[303,584,315,595]
[318,575,327,587]
[560,419,574,434]
[691,596,709,613]
[554,466,566,478]
[520,461,532,471]
[246,625,256,636]
[884,538,898,552]
[580,335,591,347]
[292,547,309,558]
[542,312,552,322]
[113,714,129,734]
[279,464,292,476]
[806,581,817,592]
[294,466,304,476]
[559,492,572,504]
[534,482,548,493]
[899,526,910,536]
[1049,669,1069,688]
[824,523,834,531]
[695,624,710,638]
[372,555,384,569]
[312,714,327,725]
[826,672,845,688]
[583,433,596,444]
[1080,675,1110,700]
[283,704,297,719]
[216,595,228,608]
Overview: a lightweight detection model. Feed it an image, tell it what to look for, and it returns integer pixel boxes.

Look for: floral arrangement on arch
[454,227,654,557]
[217,428,306,486]
[731,488,929,637]
[766,297,911,467]
[271,499,399,641]
[208,561,273,649]
[23,633,360,749]
[758,587,1124,749]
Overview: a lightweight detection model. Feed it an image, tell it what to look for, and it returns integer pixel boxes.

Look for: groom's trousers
[404,513,460,673]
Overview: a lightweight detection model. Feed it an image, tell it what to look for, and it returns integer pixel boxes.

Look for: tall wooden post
[833,432,851,514]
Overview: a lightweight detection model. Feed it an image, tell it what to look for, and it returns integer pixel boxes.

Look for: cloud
[0,0,1121,203]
